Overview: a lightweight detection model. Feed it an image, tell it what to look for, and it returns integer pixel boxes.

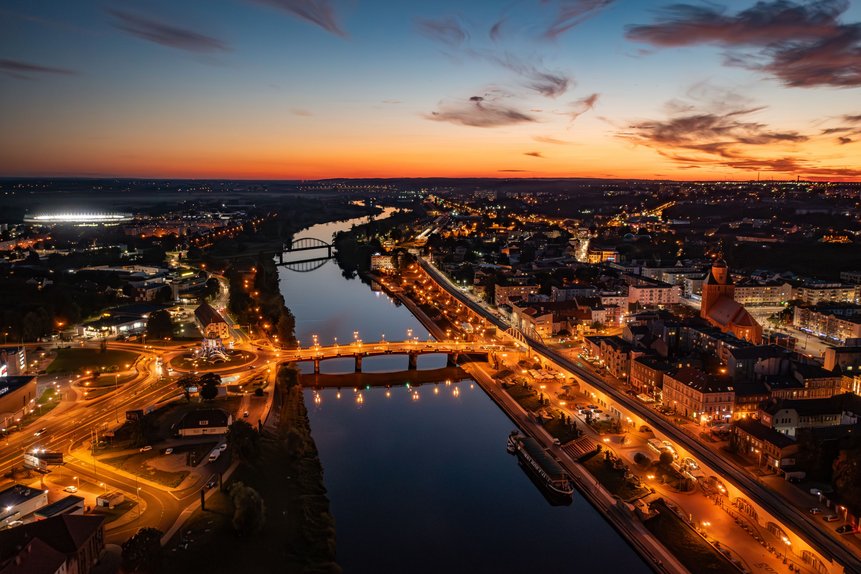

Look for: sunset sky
[2,0,861,180]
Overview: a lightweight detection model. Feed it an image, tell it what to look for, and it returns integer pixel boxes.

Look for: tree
[227,420,260,462]
[203,277,220,300]
[146,310,174,340]
[121,527,163,572]
[659,451,675,466]
[229,482,266,535]
[198,372,220,401]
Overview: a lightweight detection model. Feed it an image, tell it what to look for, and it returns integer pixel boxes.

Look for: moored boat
[511,434,575,499]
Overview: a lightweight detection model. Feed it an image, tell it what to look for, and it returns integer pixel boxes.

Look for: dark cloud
[838,136,853,144]
[0,58,76,79]
[626,0,861,88]
[524,151,545,158]
[109,10,230,53]
[542,0,616,40]
[416,16,468,47]
[427,94,536,127]
[250,0,344,36]
[621,97,861,177]
[844,114,861,122]
[567,93,600,121]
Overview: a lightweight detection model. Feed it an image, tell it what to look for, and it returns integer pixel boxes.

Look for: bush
[634,452,652,466]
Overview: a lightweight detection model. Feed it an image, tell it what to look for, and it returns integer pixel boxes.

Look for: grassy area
[86,372,136,388]
[101,451,189,488]
[503,383,544,412]
[168,350,254,371]
[17,388,62,428]
[582,453,652,502]
[47,348,139,374]
[163,377,338,574]
[644,500,739,574]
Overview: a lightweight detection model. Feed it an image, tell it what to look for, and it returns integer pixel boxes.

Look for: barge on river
[509,433,575,499]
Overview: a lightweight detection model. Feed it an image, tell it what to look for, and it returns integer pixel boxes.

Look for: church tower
[701,259,734,318]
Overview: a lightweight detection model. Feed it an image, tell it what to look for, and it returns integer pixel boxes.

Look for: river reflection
[306,383,649,574]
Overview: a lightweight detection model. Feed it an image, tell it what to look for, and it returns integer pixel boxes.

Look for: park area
[47,348,139,374]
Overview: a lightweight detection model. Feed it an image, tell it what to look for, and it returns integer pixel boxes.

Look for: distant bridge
[280,340,511,374]
[278,237,333,268]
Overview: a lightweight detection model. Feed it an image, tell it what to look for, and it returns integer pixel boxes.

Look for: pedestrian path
[563,436,598,460]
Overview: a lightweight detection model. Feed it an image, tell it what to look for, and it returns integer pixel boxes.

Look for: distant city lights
[23,212,133,224]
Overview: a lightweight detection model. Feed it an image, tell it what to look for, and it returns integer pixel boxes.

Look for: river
[278,211,649,574]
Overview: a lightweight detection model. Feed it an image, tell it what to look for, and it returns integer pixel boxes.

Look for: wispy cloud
[533,135,571,144]
[250,0,345,36]
[416,16,468,47]
[620,91,861,177]
[0,58,76,79]
[291,108,312,116]
[427,94,536,128]
[109,9,230,53]
[524,151,545,158]
[567,92,600,121]
[542,0,615,40]
[482,52,572,98]
[626,0,861,88]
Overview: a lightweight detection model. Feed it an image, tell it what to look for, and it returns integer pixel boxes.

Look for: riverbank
[162,367,339,573]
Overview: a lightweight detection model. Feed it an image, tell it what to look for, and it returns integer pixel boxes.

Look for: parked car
[836,524,856,535]
[63,485,78,493]
[217,443,228,452]
[164,447,174,455]
[809,507,822,515]
[139,445,152,453]
[824,515,840,522]
[243,411,249,418]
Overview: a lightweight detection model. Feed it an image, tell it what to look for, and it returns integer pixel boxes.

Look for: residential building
[0,515,105,574]
[732,418,798,471]
[625,275,680,307]
[494,284,539,306]
[793,303,861,344]
[629,355,669,397]
[758,393,861,437]
[662,367,735,422]
[794,282,860,305]
[733,279,793,306]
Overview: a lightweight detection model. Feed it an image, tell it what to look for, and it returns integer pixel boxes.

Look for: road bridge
[280,340,500,374]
